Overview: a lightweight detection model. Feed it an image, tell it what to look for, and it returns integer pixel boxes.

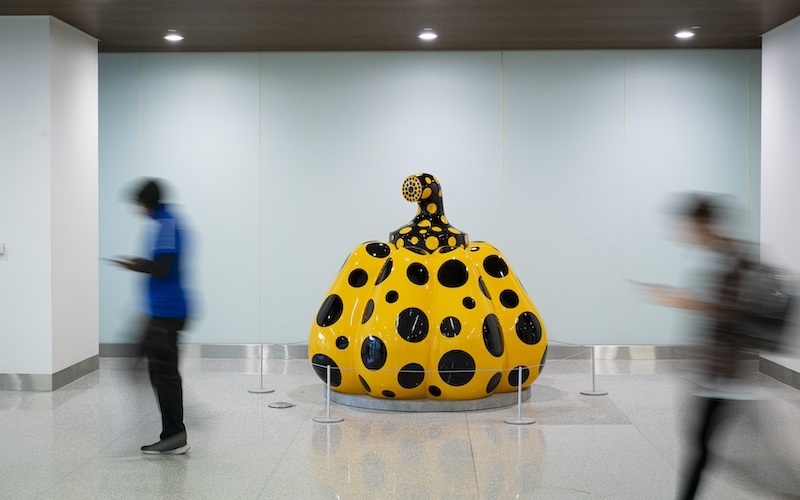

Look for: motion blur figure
[110,179,191,455]
[640,195,768,499]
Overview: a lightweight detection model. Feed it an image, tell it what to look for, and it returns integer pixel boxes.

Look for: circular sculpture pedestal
[328,387,530,412]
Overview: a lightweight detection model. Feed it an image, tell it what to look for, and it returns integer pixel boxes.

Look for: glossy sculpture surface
[309,173,548,400]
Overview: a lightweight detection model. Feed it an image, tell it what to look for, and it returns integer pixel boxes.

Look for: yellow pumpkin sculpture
[309,173,548,400]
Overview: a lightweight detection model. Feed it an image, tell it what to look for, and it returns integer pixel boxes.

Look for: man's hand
[106,256,147,272]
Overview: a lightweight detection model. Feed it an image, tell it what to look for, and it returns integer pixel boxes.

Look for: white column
[762,16,800,268]
[760,15,800,378]
[0,16,98,390]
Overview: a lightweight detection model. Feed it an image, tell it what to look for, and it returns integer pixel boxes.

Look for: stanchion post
[581,346,608,396]
[248,343,275,394]
[504,366,535,425]
[314,364,344,424]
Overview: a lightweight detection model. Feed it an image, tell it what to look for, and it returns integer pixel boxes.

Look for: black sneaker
[141,432,190,455]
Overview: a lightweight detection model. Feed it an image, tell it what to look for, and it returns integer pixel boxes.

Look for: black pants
[679,397,730,500]
[141,316,186,440]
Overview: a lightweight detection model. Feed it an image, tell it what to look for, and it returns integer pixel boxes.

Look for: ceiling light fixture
[419,27,438,41]
[164,29,184,42]
[675,31,695,39]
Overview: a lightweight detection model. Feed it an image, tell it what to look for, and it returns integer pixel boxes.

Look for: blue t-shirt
[147,204,188,318]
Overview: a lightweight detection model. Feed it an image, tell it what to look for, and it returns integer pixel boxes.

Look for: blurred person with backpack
[638,193,795,499]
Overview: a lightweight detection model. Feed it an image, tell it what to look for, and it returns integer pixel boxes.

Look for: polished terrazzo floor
[2,354,800,499]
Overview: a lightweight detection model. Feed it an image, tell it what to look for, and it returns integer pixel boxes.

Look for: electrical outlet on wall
[0,243,5,256]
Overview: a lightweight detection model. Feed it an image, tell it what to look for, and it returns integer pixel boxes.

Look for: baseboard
[759,355,800,391]
[100,343,309,360]
[97,343,755,361]
[96,343,798,391]
[546,344,758,360]
[0,355,99,392]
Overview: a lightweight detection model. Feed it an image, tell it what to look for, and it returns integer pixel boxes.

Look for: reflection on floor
[1,356,799,499]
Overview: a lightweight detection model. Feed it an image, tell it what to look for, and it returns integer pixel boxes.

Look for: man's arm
[111,254,173,278]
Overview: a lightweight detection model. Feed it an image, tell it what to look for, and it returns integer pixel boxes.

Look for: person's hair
[135,179,161,210]
[687,198,714,224]
[671,193,718,225]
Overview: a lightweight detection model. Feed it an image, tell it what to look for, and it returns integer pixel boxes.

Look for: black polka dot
[440,316,461,337]
[407,247,428,256]
[500,290,519,308]
[438,246,457,254]
[429,386,442,397]
[361,299,375,324]
[508,365,530,387]
[375,258,393,285]
[398,363,425,389]
[483,314,504,357]
[438,260,468,288]
[486,372,502,393]
[348,269,368,288]
[386,290,399,303]
[483,255,509,278]
[438,350,475,387]
[469,246,480,252]
[407,263,429,285]
[397,307,428,343]
[361,336,387,370]
[359,375,371,393]
[382,390,396,398]
[311,354,342,387]
[335,336,349,349]
[316,295,343,327]
[366,242,391,258]
[516,312,542,345]
[463,297,475,309]
[478,277,491,300]
[539,345,548,375]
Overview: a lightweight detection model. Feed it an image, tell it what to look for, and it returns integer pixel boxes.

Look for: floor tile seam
[584,387,635,428]
[255,412,322,498]
[299,387,324,420]
[37,428,134,499]
[465,411,485,500]
[625,416,683,480]
[42,406,192,497]
[758,396,800,423]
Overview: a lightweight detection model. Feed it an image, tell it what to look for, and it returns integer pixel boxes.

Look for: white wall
[99,49,761,346]
[762,16,800,270]
[0,16,98,376]
[49,18,99,373]
[0,17,54,374]
[762,16,800,356]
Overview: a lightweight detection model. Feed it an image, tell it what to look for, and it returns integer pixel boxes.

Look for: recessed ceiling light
[164,29,184,42]
[675,31,695,39]
[419,27,438,41]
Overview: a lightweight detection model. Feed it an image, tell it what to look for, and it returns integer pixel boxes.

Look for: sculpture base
[328,387,530,412]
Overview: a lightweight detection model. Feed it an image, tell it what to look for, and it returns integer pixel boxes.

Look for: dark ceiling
[2,1,799,52]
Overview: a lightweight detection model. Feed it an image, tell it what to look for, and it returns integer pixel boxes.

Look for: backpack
[735,258,796,352]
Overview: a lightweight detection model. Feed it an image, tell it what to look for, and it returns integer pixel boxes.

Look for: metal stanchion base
[329,387,530,411]
[580,389,608,396]
[313,416,344,424]
[268,402,294,409]
[504,417,536,425]
[248,388,275,394]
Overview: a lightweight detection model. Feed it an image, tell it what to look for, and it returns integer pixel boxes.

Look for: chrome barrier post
[248,343,275,394]
[504,366,535,425]
[314,364,344,424]
[581,346,608,396]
